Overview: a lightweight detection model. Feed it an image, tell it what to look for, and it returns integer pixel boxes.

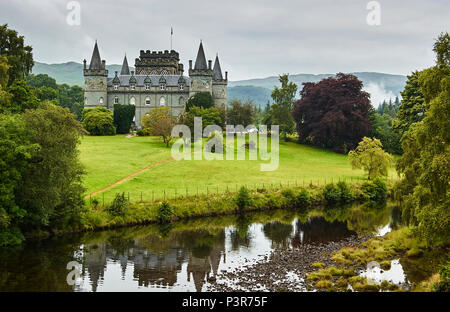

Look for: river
[0,201,444,292]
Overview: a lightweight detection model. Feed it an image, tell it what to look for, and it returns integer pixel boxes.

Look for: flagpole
[170,27,173,51]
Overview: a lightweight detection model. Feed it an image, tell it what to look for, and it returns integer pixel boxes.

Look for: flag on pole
[171,27,173,35]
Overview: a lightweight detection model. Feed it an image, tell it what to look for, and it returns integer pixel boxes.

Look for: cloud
[0,0,449,80]
[364,82,397,108]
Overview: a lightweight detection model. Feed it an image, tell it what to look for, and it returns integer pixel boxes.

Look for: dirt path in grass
[84,157,174,198]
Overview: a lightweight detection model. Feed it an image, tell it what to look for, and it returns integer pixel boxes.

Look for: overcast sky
[1,0,449,80]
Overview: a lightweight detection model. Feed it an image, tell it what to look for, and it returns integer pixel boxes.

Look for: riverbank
[207,225,449,292]
[66,179,388,236]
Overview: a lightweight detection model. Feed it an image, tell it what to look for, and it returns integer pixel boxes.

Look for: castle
[83,41,228,125]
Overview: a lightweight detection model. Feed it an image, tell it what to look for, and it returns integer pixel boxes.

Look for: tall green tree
[2,79,40,113]
[0,114,37,246]
[17,102,86,230]
[395,32,450,245]
[185,92,214,112]
[0,24,34,84]
[270,74,297,140]
[392,71,426,136]
[113,104,136,134]
[348,137,392,180]
[226,99,255,127]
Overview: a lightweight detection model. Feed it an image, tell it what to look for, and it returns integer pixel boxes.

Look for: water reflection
[0,201,416,292]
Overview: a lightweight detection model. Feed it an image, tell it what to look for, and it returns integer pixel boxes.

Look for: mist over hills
[32,61,407,108]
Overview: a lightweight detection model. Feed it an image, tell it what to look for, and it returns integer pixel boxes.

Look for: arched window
[145,84,150,91]
[159,97,166,106]
[99,97,104,104]
[145,97,151,106]
[114,97,119,104]
[130,97,135,105]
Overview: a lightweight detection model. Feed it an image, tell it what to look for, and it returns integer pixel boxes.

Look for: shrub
[296,188,311,207]
[236,187,252,212]
[107,193,128,216]
[336,181,354,202]
[323,183,341,205]
[360,178,387,202]
[281,189,296,208]
[157,201,174,223]
[82,109,116,136]
[136,128,150,136]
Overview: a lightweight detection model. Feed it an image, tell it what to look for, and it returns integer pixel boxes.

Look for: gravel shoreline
[208,234,373,292]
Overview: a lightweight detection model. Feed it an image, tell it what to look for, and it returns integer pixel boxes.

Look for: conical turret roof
[120,54,130,75]
[194,41,208,70]
[213,54,223,80]
[89,41,102,70]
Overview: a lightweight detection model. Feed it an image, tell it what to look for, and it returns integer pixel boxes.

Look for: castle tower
[212,54,228,107]
[188,41,213,99]
[83,41,108,109]
[120,54,130,75]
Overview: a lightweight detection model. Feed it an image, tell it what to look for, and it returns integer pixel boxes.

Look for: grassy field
[79,135,397,203]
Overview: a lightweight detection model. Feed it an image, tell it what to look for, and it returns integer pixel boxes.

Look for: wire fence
[88,174,399,207]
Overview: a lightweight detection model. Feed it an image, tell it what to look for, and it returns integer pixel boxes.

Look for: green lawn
[79,135,397,203]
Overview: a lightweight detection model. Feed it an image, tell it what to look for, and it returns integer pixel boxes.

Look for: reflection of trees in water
[262,221,293,249]
[292,216,356,247]
[0,236,83,292]
[230,214,253,250]
[390,205,403,230]
[345,202,391,234]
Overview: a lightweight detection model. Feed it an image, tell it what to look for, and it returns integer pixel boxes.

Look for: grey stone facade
[83,41,228,126]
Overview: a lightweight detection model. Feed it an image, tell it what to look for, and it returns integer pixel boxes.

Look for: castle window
[130,97,136,105]
[179,84,184,90]
[99,97,104,104]
[114,97,119,104]
[160,84,166,90]
[145,84,150,91]
[114,84,119,90]
[145,97,151,105]
[159,97,166,106]
[130,84,135,90]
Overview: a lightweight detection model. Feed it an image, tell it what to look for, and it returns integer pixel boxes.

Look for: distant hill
[32,61,134,87]
[229,72,407,108]
[32,61,407,108]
